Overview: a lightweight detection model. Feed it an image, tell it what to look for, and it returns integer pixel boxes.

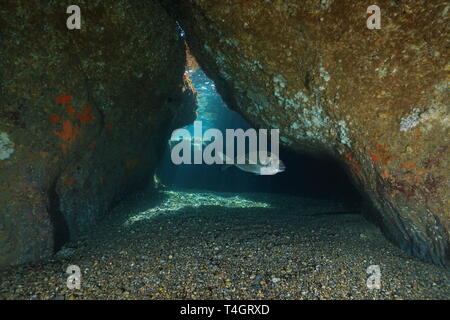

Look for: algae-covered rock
[0,0,195,267]
[163,0,449,266]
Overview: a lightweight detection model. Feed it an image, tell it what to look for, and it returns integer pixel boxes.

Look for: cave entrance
[155,56,361,207]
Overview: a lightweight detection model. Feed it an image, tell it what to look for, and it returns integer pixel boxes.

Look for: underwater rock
[0,1,196,267]
[162,0,449,266]
[54,247,77,260]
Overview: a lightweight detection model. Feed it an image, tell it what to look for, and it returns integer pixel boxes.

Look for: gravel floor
[0,189,448,300]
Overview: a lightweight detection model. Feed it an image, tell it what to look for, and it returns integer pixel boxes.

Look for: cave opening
[1,2,448,301]
[154,55,362,211]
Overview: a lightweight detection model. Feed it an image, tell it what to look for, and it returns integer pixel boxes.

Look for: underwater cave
[0,0,448,302]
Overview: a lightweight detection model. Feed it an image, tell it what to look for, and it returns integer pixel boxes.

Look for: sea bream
[219,151,285,175]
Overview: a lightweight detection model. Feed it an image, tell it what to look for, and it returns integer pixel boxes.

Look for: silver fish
[220,151,285,175]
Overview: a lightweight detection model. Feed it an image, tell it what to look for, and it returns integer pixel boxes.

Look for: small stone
[55,248,76,259]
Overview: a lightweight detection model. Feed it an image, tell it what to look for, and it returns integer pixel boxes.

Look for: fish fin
[221,164,232,171]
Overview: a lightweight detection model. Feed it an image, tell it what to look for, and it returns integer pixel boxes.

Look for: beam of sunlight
[124,190,271,226]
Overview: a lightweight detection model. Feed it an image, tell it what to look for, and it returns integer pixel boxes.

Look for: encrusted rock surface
[0,0,196,267]
[162,0,449,266]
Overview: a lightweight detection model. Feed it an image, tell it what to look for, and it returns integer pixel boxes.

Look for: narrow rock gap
[0,1,448,301]
[47,181,70,253]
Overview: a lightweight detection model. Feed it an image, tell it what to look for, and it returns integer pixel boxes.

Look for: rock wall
[162,0,449,266]
[0,1,196,267]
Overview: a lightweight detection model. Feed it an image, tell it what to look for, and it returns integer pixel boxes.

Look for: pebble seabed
[0,189,449,300]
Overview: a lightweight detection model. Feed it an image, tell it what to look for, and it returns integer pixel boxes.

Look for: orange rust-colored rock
[49,114,60,124]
